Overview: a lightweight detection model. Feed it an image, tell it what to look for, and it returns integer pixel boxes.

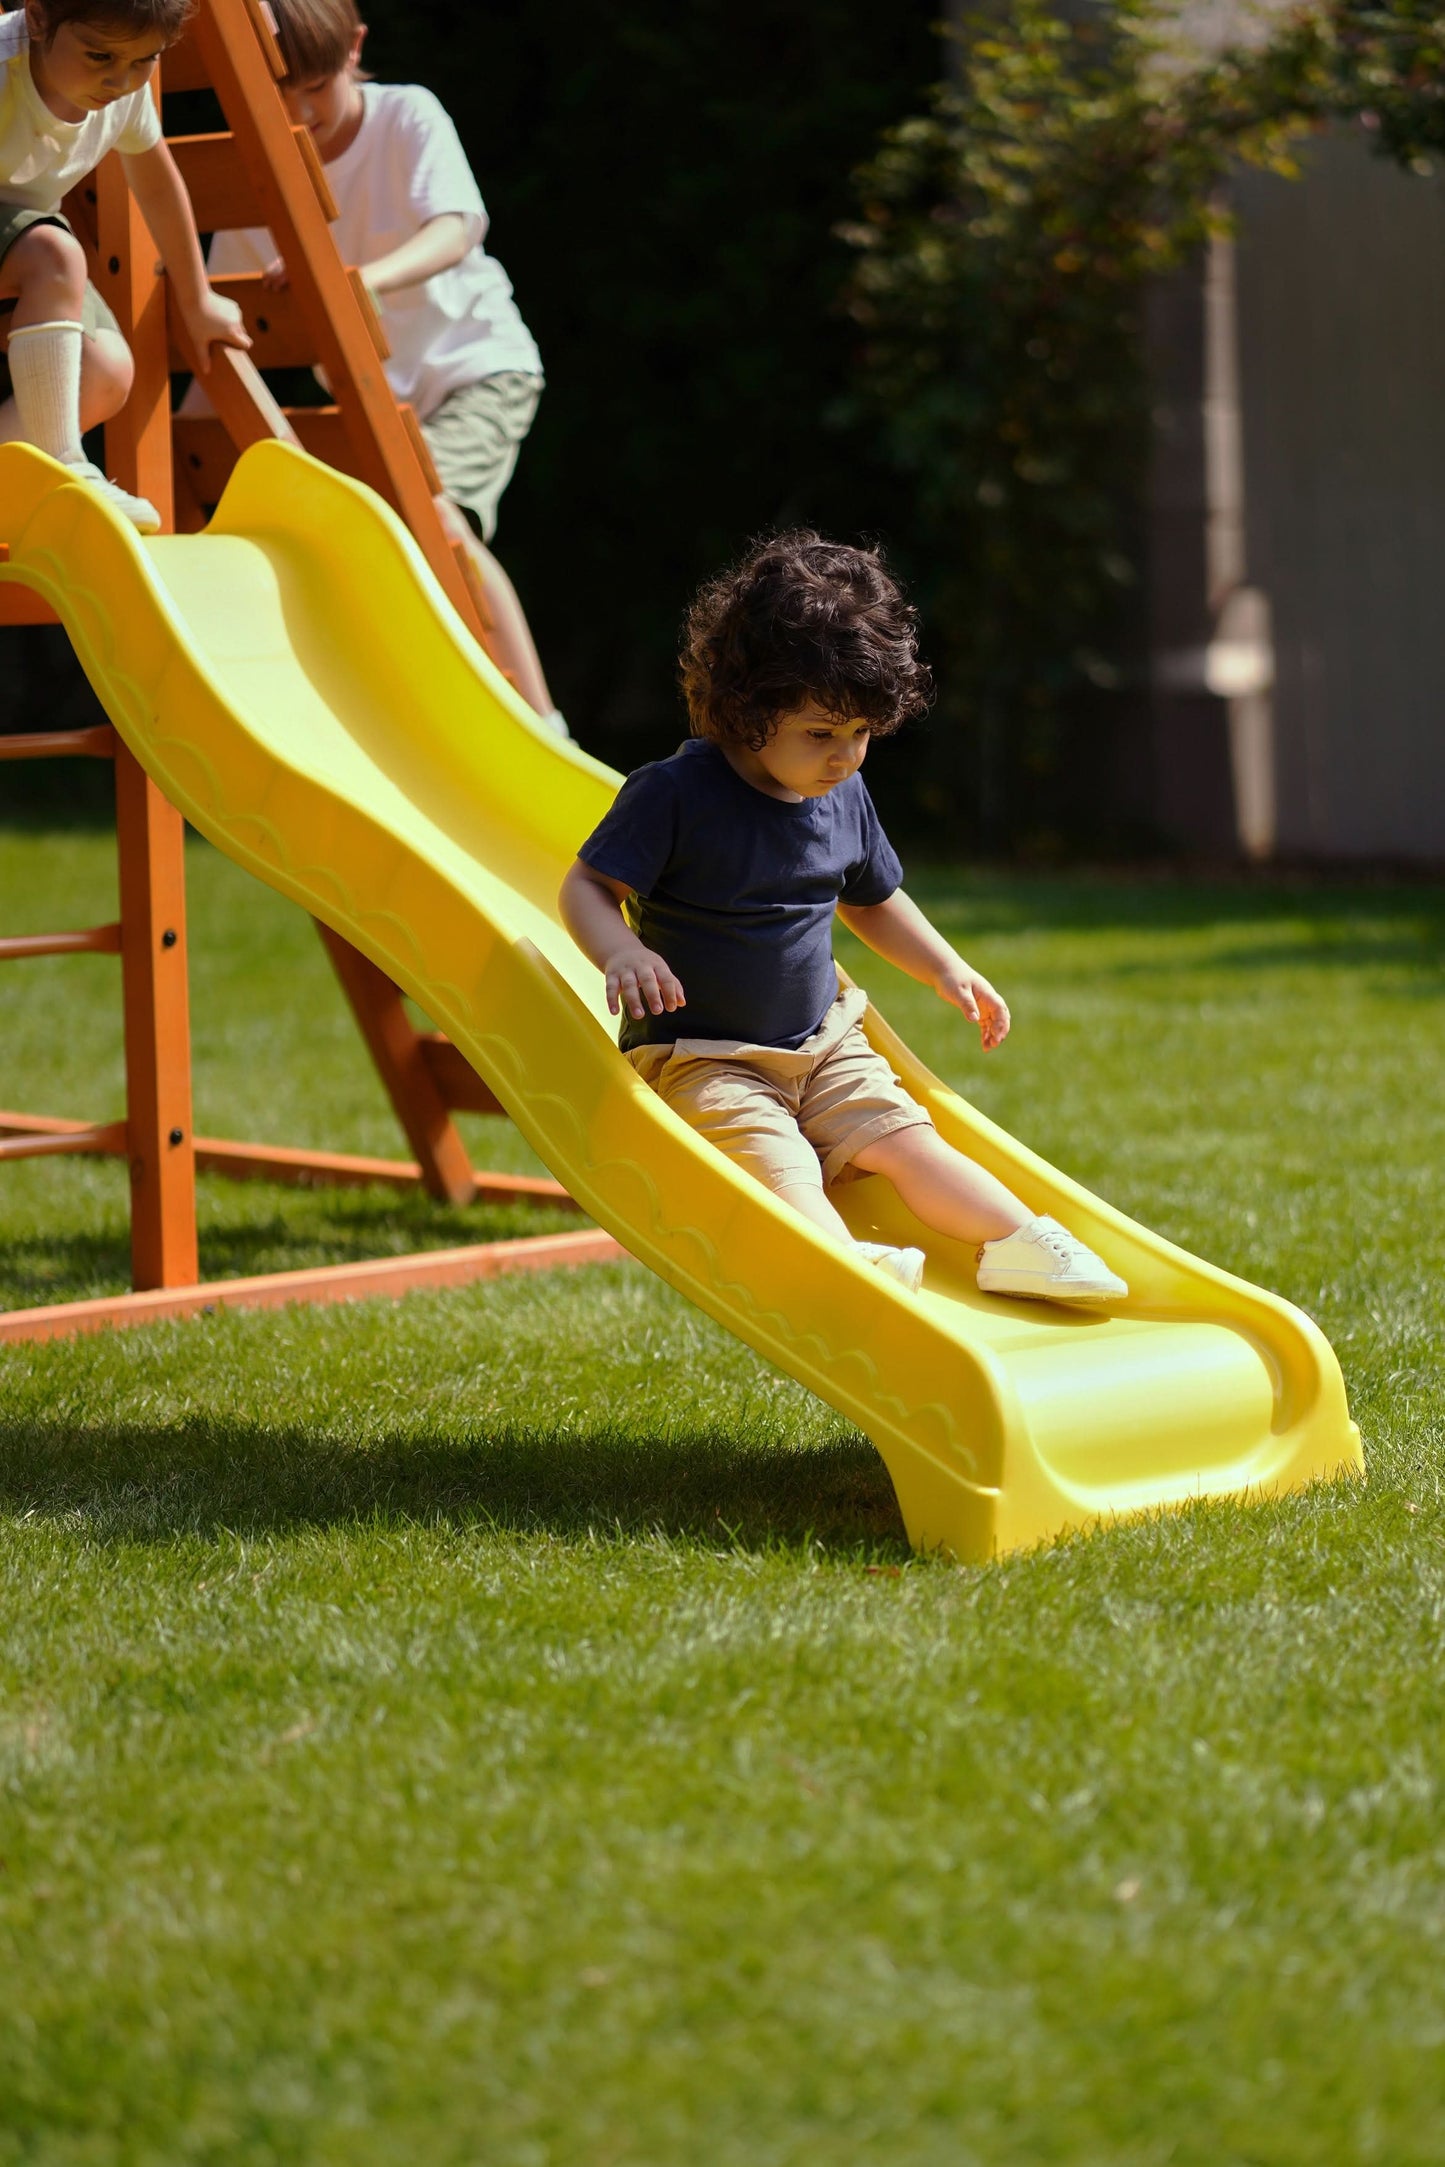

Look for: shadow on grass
[0,1414,909,1556]
[0,1230,135,1311]
[0,1198,582,1311]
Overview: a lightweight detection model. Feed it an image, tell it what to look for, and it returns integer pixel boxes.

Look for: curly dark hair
[679,530,933,750]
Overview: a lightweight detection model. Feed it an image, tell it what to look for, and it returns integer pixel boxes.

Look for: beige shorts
[626,984,933,1195]
[420,370,543,542]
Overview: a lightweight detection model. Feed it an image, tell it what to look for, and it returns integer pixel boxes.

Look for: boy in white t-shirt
[199,0,559,726]
[0,0,248,530]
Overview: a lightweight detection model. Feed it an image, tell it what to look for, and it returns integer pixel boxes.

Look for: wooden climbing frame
[0,0,619,1343]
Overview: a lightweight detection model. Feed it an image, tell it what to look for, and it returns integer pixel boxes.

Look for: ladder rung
[0,544,61,626]
[0,1119,127,1163]
[170,128,337,234]
[399,404,441,495]
[348,270,390,363]
[191,274,387,371]
[177,274,315,370]
[0,581,59,627]
[0,726,116,761]
[171,416,236,505]
[0,924,123,961]
[174,408,353,504]
[238,0,289,80]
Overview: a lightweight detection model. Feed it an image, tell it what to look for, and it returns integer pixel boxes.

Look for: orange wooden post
[94,128,174,522]
[114,746,199,1289]
[91,75,195,1287]
[2,132,194,1302]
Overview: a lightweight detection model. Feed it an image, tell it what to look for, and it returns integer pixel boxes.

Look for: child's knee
[5,221,87,304]
[829,1112,938,1186]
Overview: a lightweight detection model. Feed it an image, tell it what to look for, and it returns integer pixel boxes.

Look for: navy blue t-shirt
[578,738,903,1050]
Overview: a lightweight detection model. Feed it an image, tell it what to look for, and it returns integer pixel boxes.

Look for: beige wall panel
[1234,132,1445,859]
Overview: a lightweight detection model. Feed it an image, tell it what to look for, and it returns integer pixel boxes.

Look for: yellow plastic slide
[0,441,1362,1559]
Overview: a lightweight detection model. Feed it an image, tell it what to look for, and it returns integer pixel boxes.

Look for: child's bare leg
[0,327,133,443]
[0,220,87,327]
[0,223,88,465]
[768,1176,925,1289]
[774,1180,856,1242]
[851,1125,1030,1246]
[434,493,555,717]
[78,329,133,433]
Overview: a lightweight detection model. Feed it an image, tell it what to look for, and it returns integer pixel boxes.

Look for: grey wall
[1234,130,1445,860]
[1145,253,1237,858]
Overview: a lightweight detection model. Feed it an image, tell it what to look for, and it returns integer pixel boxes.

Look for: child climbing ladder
[0,0,249,528]
[195,0,561,727]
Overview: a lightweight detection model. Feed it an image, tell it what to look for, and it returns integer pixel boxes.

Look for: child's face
[751,701,872,801]
[282,30,366,163]
[26,6,166,120]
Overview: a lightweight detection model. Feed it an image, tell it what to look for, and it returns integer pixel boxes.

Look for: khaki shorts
[0,208,122,398]
[420,370,543,542]
[627,984,933,1195]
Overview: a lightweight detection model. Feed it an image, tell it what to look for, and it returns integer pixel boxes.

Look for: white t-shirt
[0,9,160,212]
[208,81,540,419]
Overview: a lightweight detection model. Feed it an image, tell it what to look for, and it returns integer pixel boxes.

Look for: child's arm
[360,212,480,297]
[559,861,686,1023]
[121,143,252,373]
[260,213,481,295]
[837,890,1010,1051]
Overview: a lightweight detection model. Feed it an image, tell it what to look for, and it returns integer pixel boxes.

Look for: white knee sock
[6,320,85,466]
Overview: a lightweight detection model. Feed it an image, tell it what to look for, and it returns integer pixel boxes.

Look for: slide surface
[0,442,1363,1559]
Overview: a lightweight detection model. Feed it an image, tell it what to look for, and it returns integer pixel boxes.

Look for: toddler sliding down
[559,531,1127,1305]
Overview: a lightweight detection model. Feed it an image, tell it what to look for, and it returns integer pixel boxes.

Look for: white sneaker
[540,708,571,739]
[976,1215,1127,1304]
[855,1240,925,1293]
[65,459,161,534]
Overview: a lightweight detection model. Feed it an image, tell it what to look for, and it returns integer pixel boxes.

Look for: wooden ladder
[0,0,617,1342]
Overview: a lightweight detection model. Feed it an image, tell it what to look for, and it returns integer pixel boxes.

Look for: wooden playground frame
[0,0,621,1344]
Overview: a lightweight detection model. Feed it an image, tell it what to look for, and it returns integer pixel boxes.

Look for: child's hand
[262,256,289,290]
[181,288,252,373]
[604,942,685,1022]
[937,960,1010,1050]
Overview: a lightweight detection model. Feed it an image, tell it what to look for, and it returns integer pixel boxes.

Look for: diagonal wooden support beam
[314,921,480,1207]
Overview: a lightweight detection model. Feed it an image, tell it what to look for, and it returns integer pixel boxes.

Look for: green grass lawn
[3,829,1445,2165]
